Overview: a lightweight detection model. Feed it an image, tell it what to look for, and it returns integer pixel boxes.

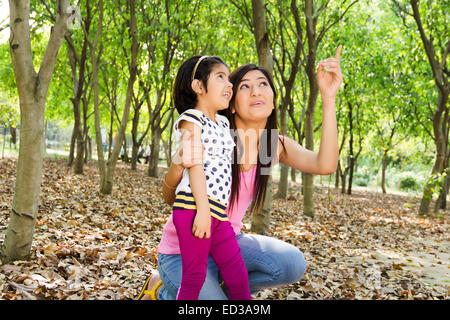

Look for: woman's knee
[275,243,307,284]
[291,248,307,282]
[237,234,307,287]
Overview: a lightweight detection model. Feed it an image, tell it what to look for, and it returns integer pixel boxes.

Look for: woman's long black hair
[219,64,283,214]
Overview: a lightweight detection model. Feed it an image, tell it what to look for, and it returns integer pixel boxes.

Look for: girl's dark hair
[173,55,227,115]
[219,64,284,214]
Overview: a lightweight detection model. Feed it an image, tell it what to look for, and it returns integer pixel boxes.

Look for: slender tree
[0,0,73,263]
[302,0,357,217]
[89,0,139,194]
[249,0,274,234]
[393,0,449,215]
[410,0,449,216]
[142,0,198,178]
[271,0,305,200]
[66,2,92,174]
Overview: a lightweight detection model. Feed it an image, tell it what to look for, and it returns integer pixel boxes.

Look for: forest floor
[0,158,448,300]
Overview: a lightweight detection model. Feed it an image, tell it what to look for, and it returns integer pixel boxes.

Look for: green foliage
[424,170,448,196]
[0,94,19,128]
[399,175,420,191]
[354,171,370,187]
[0,43,19,128]
[0,0,446,197]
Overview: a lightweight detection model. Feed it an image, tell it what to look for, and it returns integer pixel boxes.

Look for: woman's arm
[162,161,184,206]
[278,99,338,175]
[279,46,342,175]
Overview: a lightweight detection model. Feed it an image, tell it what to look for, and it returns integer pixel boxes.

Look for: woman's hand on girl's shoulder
[173,123,204,168]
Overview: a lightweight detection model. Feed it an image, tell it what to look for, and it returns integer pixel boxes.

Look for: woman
[137,46,342,300]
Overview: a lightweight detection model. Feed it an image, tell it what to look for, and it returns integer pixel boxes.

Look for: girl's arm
[189,164,211,239]
[162,130,203,205]
[174,121,211,239]
[279,46,342,175]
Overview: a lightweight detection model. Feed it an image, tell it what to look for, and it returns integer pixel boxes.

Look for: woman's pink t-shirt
[158,166,256,254]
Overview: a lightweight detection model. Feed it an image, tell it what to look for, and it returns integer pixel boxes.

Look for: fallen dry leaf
[0,158,448,300]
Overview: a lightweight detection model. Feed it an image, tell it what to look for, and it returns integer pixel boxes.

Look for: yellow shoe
[136,274,162,300]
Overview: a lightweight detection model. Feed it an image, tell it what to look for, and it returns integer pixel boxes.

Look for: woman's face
[232,70,274,124]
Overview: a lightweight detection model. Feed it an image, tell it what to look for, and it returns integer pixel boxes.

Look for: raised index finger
[335,45,342,60]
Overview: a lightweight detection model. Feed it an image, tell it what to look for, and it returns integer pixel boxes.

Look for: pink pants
[172,209,252,300]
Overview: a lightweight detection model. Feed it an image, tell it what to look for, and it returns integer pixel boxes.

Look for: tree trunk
[302,0,320,218]
[275,107,288,199]
[250,182,272,234]
[340,163,348,194]
[420,159,444,216]
[84,135,91,163]
[273,0,303,201]
[347,102,354,195]
[2,99,46,263]
[336,127,347,190]
[162,138,171,168]
[437,111,450,210]
[419,91,448,215]
[100,0,138,194]
[130,99,150,170]
[10,125,17,146]
[303,78,319,216]
[81,96,90,163]
[409,0,449,216]
[335,161,340,189]
[148,125,161,177]
[275,164,289,199]
[291,167,296,183]
[73,99,84,174]
[122,138,129,162]
[91,1,106,190]
[1,126,6,159]
[131,143,139,170]
[381,153,388,194]
[67,124,76,166]
[251,0,273,73]
[436,170,448,211]
[1,0,70,264]
[108,109,114,159]
[347,156,355,195]
[250,0,273,235]
[130,109,140,170]
[167,111,175,167]
[68,15,90,174]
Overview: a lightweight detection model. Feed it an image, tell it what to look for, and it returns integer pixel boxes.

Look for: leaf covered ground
[0,158,448,300]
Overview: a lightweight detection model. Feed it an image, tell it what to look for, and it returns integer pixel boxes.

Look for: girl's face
[232,70,274,124]
[198,63,233,111]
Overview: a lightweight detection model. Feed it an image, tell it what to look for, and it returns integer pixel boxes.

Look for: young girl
[163,55,252,300]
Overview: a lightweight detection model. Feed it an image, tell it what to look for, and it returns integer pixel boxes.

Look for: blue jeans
[157,233,307,300]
